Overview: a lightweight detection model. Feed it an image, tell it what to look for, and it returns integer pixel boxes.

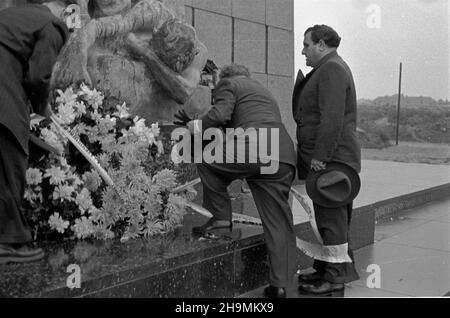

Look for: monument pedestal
[0,183,375,298]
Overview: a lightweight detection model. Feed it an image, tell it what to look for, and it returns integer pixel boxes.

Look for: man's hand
[310,158,327,171]
[173,109,192,126]
[186,120,195,135]
[38,104,53,118]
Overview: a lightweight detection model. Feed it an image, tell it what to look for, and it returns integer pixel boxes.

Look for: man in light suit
[176,64,298,298]
[0,0,71,264]
[292,25,361,295]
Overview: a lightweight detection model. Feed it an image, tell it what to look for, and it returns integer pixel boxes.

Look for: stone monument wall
[0,0,296,138]
[184,0,296,139]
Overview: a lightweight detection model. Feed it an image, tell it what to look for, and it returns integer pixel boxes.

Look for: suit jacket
[200,76,297,168]
[292,51,361,179]
[0,4,69,154]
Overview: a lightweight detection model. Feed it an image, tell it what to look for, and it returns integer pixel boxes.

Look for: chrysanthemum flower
[55,87,77,107]
[75,188,94,214]
[82,170,102,192]
[48,212,70,234]
[113,102,130,119]
[44,166,67,185]
[26,168,43,186]
[53,183,75,202]
[71,216,94,239]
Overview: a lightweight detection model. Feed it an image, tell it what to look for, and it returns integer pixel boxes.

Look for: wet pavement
[240,197,450,298]
[1,160,448,297]
[240,159,450,298]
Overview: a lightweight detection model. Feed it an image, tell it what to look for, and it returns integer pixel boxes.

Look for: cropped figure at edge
[0,0,72,264]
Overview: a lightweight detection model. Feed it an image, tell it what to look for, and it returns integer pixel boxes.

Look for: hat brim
[305,162,361,208]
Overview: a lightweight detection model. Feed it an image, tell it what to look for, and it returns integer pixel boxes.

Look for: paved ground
[347,197,450,297]
[240,196,450,298]
[241,160,450,298]
[290,159,450,224]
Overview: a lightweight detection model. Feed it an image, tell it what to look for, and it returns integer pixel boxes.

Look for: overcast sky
[294,0,449,101]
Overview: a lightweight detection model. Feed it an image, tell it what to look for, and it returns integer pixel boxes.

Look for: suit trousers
[0,124,32,243]
[312,202,360,284]
[197,162,297,288]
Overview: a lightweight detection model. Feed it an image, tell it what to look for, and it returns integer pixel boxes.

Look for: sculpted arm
[126,33,203,104]
[52,0,175,87]
[92,0,175,38]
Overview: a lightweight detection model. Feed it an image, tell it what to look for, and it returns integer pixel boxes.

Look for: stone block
[234,20,266,73]
[91,253,235,297]
[185,5,193,25]
[266,0,294,30]
[252,73,268,88]
[232,0,266,24]
[161,0,186,20]
[267,27,294,77]
[194,10,232,68]
[234,244,269,295]
[193,0,232,15]
[268,75,296,141]
[350,206,376,250]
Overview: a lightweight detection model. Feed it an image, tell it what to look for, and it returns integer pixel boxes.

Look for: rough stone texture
[268,27,295,76]
[266,0,294,31]
[86,51,179,124]
[0,0,24,10]
[232,0,266,24]
[51,0,204,125]
[182,85,212,119]
[234,20,266,73]
[160,0,185,19]
[194,10,233,67]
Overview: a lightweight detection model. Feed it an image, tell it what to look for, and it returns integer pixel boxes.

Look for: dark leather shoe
[0,243,45,264]
[263,285,286,298]
[298,279,344,295]
[298,271,323,285]
[192,217,232,234]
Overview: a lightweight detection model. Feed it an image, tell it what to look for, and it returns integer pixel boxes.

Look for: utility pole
[396,62,402,146]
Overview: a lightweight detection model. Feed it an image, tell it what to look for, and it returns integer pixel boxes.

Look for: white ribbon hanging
[174,177,352,263]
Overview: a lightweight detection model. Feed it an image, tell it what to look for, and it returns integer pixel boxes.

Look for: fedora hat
[306,162,360,208]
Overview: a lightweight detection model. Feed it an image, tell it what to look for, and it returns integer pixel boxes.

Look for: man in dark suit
[292,25,361,295]
[0,1,71,264]
[175,64,298,298]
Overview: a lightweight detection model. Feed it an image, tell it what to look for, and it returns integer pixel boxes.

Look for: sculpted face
[151,19,198,73]
[94,0,131,17]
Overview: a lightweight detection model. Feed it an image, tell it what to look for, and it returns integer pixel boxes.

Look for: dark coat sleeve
[24,22,66,114]
[313,62,348,161]
[200,78,236,130]
[292,69,304,119]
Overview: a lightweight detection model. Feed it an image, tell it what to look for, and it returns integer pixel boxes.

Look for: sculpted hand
[125,33,149,58]
[186,121,196,135]
[311,158,327,171]
[125,33,190,104]
[39,104,53,119]
[173,109,192,126]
